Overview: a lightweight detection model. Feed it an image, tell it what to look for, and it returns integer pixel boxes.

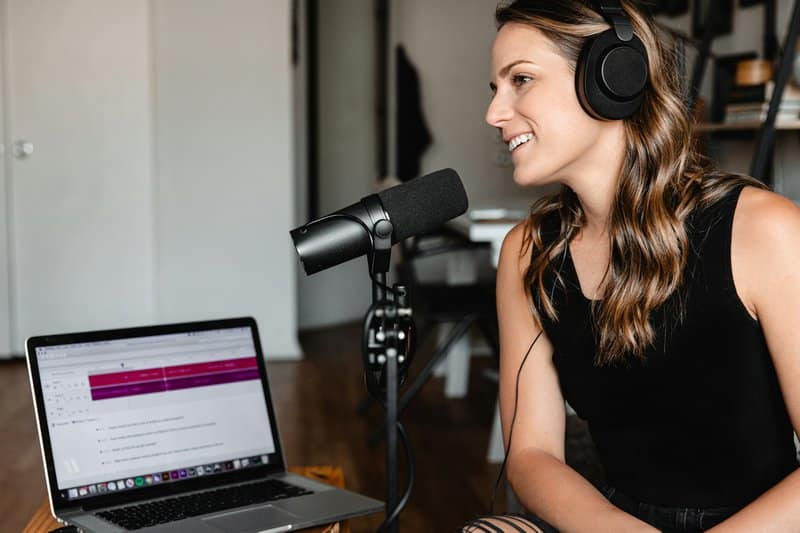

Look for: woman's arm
[496,223,656,532]
[708,187,800,532]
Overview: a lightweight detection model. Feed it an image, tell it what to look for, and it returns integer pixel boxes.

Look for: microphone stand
[361,215,414,533]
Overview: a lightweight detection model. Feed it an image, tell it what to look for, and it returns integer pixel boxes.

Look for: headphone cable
[489,330,542,514]
[488,231,569,513]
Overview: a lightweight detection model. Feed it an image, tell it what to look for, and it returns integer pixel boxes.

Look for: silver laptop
[26,317,383,532]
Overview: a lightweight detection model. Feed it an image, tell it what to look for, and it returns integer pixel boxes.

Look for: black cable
[301,212,399,295]
[377,421,414,532]
[488,232,570,514]
[361,298,414,530]
[489,331,542,514]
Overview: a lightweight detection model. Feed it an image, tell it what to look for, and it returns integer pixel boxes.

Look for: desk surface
[24,466,348,533]
[448,212,525,267]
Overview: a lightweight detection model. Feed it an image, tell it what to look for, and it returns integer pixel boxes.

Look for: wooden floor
[1,321,602,532]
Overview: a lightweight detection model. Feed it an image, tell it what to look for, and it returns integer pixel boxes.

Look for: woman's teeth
[508,133,534,152]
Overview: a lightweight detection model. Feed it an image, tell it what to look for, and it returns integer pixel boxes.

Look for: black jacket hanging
[396,45,432,181]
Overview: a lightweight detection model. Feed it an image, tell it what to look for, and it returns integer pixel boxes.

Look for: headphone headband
[590,0,634,41]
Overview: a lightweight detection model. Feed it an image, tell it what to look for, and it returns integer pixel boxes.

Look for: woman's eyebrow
[499,59,537,77]
[490,59,539,90]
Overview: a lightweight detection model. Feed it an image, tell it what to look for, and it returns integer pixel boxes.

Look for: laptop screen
[32,323,278,502]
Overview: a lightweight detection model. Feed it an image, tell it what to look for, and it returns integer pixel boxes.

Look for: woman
[465,1,800,531]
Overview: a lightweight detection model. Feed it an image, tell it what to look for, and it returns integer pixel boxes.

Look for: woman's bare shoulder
[732,186,800,320]
[499,220,532,278]
[735,186,800,240]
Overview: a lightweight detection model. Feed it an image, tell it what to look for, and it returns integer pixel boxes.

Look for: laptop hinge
[57,507,85,518]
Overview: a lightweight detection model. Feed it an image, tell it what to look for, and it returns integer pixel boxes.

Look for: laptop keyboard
[95,478,313,530]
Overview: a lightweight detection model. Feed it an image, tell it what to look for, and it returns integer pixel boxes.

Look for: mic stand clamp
[361,218,415,533]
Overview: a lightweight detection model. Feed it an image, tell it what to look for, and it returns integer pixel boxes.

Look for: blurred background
[1,0,799,531]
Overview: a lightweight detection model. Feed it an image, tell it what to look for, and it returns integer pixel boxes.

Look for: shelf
[697,120,800,132]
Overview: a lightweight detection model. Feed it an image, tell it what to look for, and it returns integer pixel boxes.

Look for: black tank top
[533,184,798,507]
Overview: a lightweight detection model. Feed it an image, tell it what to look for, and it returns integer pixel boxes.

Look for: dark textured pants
[463,484,741,532]
[596,484,741,532]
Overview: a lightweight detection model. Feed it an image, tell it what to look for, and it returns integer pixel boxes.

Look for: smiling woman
[462,1,800,532]
[486,22,620,191]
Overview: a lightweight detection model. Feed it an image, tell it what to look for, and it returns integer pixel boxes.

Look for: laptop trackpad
[203,504,302,532]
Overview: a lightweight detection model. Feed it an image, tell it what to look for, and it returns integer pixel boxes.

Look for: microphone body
[290,168,468,275]
[291,195,387,275]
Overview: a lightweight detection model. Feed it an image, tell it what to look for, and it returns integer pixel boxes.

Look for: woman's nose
[485,93,512,128]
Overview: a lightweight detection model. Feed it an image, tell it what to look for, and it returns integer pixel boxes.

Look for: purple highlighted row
[89,357,257,388]
[90,368,260,401]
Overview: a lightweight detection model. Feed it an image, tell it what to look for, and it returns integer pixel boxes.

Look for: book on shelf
[726,83,768,104]
[764,79,800,102]
[726,79,800,104]
[723,82,800,123]
[726,101,800,113]
[724,109,800,123]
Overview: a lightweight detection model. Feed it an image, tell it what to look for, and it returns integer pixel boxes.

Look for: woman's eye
[512,74,533,87]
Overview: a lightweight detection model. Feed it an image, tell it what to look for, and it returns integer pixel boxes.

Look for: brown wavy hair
[496,0,768,365]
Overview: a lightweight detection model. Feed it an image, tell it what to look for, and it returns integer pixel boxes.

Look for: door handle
[13,140,34,159]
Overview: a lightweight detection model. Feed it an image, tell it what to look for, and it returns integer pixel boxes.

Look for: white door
[0,13,9,356]
[4,0,155,354]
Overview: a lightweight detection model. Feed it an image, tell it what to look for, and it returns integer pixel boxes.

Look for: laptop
[26,317,383,532]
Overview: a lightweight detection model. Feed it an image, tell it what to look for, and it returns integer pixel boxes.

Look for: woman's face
[486,23,615,188]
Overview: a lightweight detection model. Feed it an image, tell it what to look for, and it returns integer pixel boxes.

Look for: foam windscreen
[377,168,468,241]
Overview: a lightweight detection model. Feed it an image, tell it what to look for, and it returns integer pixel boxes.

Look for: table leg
[487,398,505,463]
[440,250,478,398]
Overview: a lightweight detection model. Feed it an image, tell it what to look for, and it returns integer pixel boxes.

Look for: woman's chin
[512,166,548,187]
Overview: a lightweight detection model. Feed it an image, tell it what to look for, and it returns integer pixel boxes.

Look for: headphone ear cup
[576,29,649,120]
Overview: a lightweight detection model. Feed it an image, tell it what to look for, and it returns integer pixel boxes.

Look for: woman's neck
[563,123,626,237]
[576,188,613,238]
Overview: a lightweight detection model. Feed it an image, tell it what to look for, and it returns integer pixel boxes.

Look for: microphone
[290,168,468,275]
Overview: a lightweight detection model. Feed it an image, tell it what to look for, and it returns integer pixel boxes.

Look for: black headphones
[576,0,649,120]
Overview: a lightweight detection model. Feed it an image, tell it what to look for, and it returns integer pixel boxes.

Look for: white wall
[154,0,301,358]
[297,0,377,329]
